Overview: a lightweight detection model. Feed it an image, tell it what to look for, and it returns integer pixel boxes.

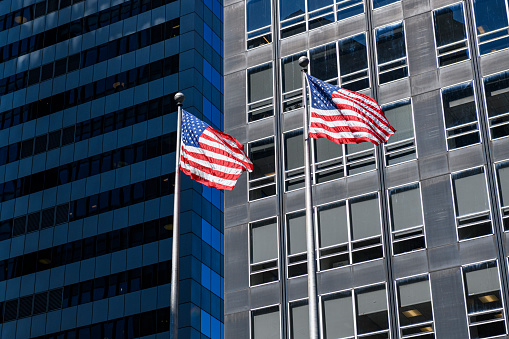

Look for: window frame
[450,166,493,241]
[431,1,471,69]
[283,128,305,192]
[247,135,277,201]
[248,216,280,287]
[373,20,410,85]
[481,70,509,141]
[440,81,481,151]
[387,181,426,256]
[250,304,282,339]
[394,273,436,339]
[471,0,509,56]
[246,61,275,124]
[245,0,273,50]
[286,209,308,279]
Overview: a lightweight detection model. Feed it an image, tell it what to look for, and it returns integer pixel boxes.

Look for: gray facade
[224,0,509,338]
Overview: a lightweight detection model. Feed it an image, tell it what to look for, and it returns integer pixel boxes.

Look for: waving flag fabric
[180,110,253,190]
[307,74,395,145]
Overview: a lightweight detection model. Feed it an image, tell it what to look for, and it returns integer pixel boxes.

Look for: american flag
[307,74,395,145]
[180,110,253,190]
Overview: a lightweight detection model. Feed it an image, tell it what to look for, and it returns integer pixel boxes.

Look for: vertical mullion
[463,0,509,333]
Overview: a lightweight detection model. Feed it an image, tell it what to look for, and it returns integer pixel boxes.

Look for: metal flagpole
[170,92,185,339]
[299,56,320,339]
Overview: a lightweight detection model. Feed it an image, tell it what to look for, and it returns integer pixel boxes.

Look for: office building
[224,0,509,338]
[0,0,224,338]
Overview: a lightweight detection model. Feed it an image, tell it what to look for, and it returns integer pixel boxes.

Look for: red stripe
[309,132,379,145]
[180,166,235,190]
[311,109,388,141]
[310,121,385,143]
[326,102,394,137]
[181,147,246,171]
[180,151,244,181]
[331,93,395,133]
[199,130,253,171]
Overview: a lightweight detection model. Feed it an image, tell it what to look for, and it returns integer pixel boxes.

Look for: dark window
[41,63,53,82]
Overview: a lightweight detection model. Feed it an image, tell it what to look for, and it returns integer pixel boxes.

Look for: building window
[396,275,435,338]
[313,141,376,184]
[246,0,272,49]
[338,33,370,91]
[282,52,306,113]
[472,0,509,55]
[289,300,309,339]
[484,70,509,139]
[375,21,408,85]
[284,129,305,191]
[251,305,280,339]
[372,0,399,9]
[382,99,416,165]
[441,82,480,149]
[249,137,276,201]
[462,261,506,338]
[286,211,307,278]
[452,167,492,240]
[280,0,307,38]
[389,183,425,255]
[247,63,274,123]
[321,284,389,338]
[309,43,338,84]
[317,193,383,271]
[433,3,469,67]
[250,218,279,286]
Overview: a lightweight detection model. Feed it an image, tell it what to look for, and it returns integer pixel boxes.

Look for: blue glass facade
[0,0,224,338]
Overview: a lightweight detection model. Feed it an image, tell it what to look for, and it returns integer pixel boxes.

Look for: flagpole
[170,92,185,339]
[299,56,320,339]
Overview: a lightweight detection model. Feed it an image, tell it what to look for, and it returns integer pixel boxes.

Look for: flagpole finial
[298,56,309,69]
[174,92,185,105]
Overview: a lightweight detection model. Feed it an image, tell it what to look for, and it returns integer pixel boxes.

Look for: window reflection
[249,137,276,200]
[375,22,408,84]
[484,71,509,139]
[290,300,309,339]
[356,284,390,336]
[442,82,480,149]
[396,276,435,338]
[433,3,469,67]
[252,306,280,339]
[247,63,274,122]
[463,261,506,338]
[472,0,509,55]
[452,167,492,240]
[250,218,279,286]
[287,211,307,277]
[284,129,305,191]
[282,52,306,112]
[382,99,416,165]
[310,43,338,84]
[373,0,399,9]
[338,33,369,91]
[246,0,272,49]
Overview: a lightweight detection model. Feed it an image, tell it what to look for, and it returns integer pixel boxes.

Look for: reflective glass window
[382,99,416,165]
[397,276,434,338]
[247,63,274,122]
[496,161,509,230]
[373,0,399,9]
[322,291,354,339]
[433,3,469,66]
[463,261,506,337]
[317,201,349,270]
[484,70,509,139]
[280,0,306,38]
[356,284,389,336]
[452,167,492,240]
[442,82,480,149]
[389,183,425,254]
[287,211,307,277]
[282,52,306,112]
[252,306,280,339]
[246,0,272,49]
[284,129,305,191]
[250,218,279,286]
[310,43,337,83]
[289,300,309,339]
[249,137,276,200]
[338,33,369,91]
[472,0,509,55]
[375,22,408,84]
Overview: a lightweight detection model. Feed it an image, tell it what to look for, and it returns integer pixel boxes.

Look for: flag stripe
[179,110,253,190]
[306,74,395,146]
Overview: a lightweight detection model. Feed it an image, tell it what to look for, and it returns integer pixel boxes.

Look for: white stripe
[331,97,393,134]
[180,161,238,187]
[309,126,379,142]
[336,88,380,111]
[183,143,250,170]
[311,107,389,138]
[181,148,245,175]
[200,130,252,168]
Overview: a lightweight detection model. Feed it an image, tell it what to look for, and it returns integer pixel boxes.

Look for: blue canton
[307,74,340,110]
[182,110,211,147]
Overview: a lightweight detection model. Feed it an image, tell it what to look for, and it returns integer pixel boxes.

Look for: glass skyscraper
[0,0,224,338]
[224,0,509,338]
